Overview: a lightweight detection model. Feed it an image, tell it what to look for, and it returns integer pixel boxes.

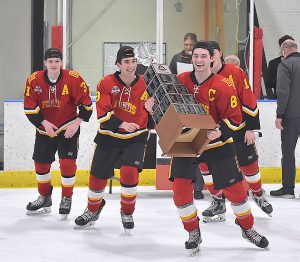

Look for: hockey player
[200,41,273,223]
[170,41,269,255]
[24,48,93,218]
[74,46,154,234]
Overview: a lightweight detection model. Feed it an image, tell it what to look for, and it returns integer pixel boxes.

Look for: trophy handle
[135,42,158,66]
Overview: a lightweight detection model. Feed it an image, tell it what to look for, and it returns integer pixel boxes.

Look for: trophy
[136,43,217,157]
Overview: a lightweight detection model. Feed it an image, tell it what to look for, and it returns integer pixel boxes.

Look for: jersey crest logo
[111,86,120,95]
[34,86,42,94]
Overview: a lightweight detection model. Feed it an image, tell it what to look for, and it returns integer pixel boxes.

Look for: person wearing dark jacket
[270,40,300,198]
[169,33,197,75]
[266,35,294,99]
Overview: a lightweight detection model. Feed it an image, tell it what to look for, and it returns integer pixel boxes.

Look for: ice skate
[202,195,226,223]
[26,189,52,215]
[59,196,72,220]
[236,220,269,248]
[185,227,202,256]
[252,190,273,217]
[74,199,106,229]
[121,212,134,235]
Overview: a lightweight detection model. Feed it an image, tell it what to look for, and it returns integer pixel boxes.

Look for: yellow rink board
[0,168,300,188]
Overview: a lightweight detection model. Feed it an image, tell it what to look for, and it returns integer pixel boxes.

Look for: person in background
[225,54,240,67]
[270,40,300,198]
[199,41,273,223]
[74,46,154,234]
[169,33,197,75]
[170,41,269,255]
[24,48,93,219]
[266,35,294,99]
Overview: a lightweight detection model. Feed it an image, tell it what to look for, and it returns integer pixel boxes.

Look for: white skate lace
[31,195,45,207]
[207,199,218,211]
[188,228,200,243]
[244,229,262,244]
[121,213,133,223]
[254,194,270,208]
[60,197,71,209]
[80,209,96,222]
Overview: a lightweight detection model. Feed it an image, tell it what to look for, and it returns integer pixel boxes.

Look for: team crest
[111,86,120,95]
[34,86,42,94]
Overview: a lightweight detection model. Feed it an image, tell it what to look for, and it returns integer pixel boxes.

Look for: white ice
[0,184,300,262]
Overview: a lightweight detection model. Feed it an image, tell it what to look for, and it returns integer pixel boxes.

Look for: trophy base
[156,106,217,157]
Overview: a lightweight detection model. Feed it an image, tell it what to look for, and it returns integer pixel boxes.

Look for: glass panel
[70,0,156,94]
[163,0,248,71]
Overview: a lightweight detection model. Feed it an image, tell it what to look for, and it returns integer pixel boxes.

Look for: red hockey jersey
[94,72,150,145]
[178,72,242,151]
[216,64,260,132]
[24,69,93,136]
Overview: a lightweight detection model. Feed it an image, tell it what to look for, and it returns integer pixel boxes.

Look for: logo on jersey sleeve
[34,86,42,94]
[111,86,120,95]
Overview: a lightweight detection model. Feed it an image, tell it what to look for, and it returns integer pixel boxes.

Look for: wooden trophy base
[155,105,217,157]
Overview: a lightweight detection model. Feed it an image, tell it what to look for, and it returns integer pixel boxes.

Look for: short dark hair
[192,41,214,57]
[208,41,221,51]
[279,35,294,47]
[184,33,197,43]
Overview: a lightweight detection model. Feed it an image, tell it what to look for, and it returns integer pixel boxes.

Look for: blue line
[4,99,24,102]
[257,99,277,102]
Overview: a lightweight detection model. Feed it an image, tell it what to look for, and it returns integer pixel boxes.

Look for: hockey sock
[199,162,223,197]
[173,178,199,232]
[35,161,52,196]
[120,166,139,215]
[59,159,77,197]
[223,181,254,229]
[88,174,107,212]
[240,161,263,195]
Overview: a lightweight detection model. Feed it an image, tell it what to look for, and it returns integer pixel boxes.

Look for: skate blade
[266,212,272,217]
[26,207,51,216]
[203,214,226,223]
[74,221,95,230]
[123,228,133,236]
[59,214,69,221]
[187,246,200,256]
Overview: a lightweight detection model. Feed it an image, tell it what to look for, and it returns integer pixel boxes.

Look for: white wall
[4,101,300,170]
[70,0,204,93]
[0,0,31,165]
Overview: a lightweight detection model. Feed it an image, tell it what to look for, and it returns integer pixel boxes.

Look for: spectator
[266,35,294,99]
[169,33,197,74]
[270,40,300,198]
[225,54,240,66]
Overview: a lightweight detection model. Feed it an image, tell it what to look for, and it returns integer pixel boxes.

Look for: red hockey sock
[223,181,254,229]
[240,161,262,195]
[88,174,107,212]
[199,162,222,196]
[35,161,52,196]
[59,159,77,197]
[120,166,139,215]
[173,178,199,232]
